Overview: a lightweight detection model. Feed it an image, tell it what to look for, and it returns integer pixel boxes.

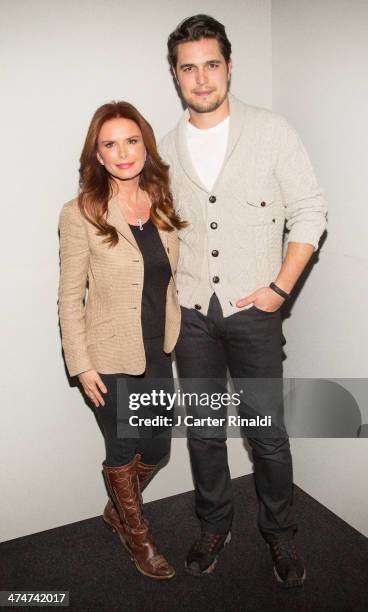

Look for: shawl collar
[174,93,247,193]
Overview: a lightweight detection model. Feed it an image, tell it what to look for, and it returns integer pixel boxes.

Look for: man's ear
[171,66,179,84]
[227,59,233,80]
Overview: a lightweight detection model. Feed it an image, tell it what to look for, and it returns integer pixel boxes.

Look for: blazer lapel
[157,212,176,277]
[108,198,176,276]
[107,197,139,250]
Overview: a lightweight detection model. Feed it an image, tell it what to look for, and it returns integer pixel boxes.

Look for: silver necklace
[119,190,150,231]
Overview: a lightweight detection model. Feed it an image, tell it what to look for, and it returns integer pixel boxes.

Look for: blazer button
[209,195,216,203]
[210,222,218,229]
[260,201,266,207]
[212,276,220,284]
[194,304,202,310]
[211,249,219,257]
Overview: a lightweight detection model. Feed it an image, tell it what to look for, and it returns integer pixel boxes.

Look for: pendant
[138,218,143,231]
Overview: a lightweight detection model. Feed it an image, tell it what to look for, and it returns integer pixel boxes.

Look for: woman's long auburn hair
[78,101,186,246]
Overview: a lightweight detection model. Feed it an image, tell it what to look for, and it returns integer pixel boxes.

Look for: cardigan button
[211,249,219,257]
[194,304,202,310]
[260,201,266,207]
[210,222,218,229]
[209,195,216,203]
[212,276,220,284]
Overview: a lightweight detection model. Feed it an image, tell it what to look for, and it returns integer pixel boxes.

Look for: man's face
[174,38,231,114]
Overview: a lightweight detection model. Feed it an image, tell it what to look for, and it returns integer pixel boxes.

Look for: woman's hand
[78,370,108,407]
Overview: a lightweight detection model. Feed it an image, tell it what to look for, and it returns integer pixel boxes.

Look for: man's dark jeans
[174,293,297,543]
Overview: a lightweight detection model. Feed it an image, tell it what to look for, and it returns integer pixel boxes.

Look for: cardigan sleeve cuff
[286,224,326,252]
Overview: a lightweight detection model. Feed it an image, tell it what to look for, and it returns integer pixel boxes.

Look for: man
[159,14,327,586]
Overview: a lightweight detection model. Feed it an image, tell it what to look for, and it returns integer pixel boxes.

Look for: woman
[58,101,186,580]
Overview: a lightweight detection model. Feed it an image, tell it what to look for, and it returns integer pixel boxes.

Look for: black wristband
[269,282,290,300]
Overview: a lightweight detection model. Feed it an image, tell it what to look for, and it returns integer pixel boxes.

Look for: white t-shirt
[186,116,229,192]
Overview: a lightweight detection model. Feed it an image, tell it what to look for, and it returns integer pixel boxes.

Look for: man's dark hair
[167,14,232,69]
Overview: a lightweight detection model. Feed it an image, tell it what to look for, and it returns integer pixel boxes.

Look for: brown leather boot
[136,459,157,505]
[103,455,175,579]
[136,460,157,490]
[103,498,125,541]
[103,459,157,534]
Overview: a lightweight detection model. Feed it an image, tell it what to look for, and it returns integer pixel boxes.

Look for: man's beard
[186,89,228,114]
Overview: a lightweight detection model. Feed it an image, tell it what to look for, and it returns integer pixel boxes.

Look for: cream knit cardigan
[159,94,328,317]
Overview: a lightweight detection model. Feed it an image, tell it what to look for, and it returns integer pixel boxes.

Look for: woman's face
[96,117,146,182]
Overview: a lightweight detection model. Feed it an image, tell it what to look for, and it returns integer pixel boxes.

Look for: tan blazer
[58,197,181,377]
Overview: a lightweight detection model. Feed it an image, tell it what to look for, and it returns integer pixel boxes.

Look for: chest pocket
[243,186,276,226]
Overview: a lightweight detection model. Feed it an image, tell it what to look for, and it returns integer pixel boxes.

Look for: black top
[129,218,171,339]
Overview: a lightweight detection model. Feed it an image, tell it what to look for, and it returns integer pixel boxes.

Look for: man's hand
[236,243,315,312]
[78,370,107,407]
[236,287,285,312]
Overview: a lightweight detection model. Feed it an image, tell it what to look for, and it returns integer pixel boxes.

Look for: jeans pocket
[251,305,278,316]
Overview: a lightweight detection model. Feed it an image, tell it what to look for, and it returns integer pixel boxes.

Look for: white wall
[0,0,272,542]
[272,0,368,536]
[4,0,365,545]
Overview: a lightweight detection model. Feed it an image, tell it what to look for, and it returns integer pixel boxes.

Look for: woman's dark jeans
[93,336,173,467]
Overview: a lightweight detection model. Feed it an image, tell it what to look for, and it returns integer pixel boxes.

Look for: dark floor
[1,475,367,612]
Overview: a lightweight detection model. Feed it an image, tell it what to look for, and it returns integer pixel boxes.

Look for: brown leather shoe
[103,455,175,580]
